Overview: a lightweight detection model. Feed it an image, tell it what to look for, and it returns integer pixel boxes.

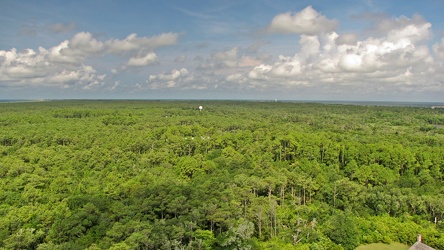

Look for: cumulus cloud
[49,32,178,72]
[197,47,239,70]
[198,47,262,69]
[17,31,178,66]
[148,68,192,89]
[0,31,179,89]
[212,47,239,67]
[0,48,48,79]
[433,38,444,60]
[148,44,264,90]
[149,68,189,82]
[0,47,105,88]
[106,32,179,54]
[146,68,212,90]
[243,9,437,92]
[238,56,262,67]
[127,52,158,67]
[48,32,104,64]
[226,73,247,84]
[46,65,105,88]
[248,64,272,80]
[70,32,104,53]
[268,6,338,35]
[371,14,432,43]
[2,5,443,99]
[336,33,358,45]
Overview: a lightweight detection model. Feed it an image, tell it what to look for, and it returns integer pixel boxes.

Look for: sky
[1,0,444,101]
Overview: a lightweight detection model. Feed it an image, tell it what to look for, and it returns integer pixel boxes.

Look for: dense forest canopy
[0,100,443,250]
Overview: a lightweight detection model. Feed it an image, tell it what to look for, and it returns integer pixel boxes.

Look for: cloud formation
[433,38,444,60]
[131,6,439,99]
[47,32,104,64]
[0,47,106,88]
[240,10,437,93]
[268,6,338,35]
[1,4,443,100]
[106,33,179,54]
[0,32,179,89]
[148,68,197,89]
[127,52,158,67]
[148,6,442,98]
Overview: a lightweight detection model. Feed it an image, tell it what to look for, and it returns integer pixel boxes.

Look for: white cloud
[0,47,106,88]
[1,4,443,99]
[149,68,189,82]
[46,65,104,87]
[271,55,302,77]
[70,32,104,53]
[146,68,213,90]
[48,40,77,64]
[46,32,179,64]
[248,64,272,80]
[148,68,194,89]
[299,35,321,60]
[238,56,262,67]
[0,45,105,88]
[0,31,179,89]
[372,14,432,44]
[127,52,158,67]
[0,48,49,79]
[259,7,438,96]
[48,32,104,64]
[336,33,358,45]
[226,73,247,84]
[210,47,240,68]
[268,6,338,35]
[106,32,179,54]
[433,38,444,60]
[197,47,262,72]
[197,47,241,71]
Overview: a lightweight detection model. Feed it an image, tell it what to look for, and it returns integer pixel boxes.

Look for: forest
[0,100,444,250]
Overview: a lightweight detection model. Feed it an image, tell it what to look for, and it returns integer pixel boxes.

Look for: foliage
[0,100,443,249]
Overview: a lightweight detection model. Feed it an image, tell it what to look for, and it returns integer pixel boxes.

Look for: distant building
[409,234,435,250]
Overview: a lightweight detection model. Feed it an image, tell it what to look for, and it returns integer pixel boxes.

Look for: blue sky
[1,0,444,101]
